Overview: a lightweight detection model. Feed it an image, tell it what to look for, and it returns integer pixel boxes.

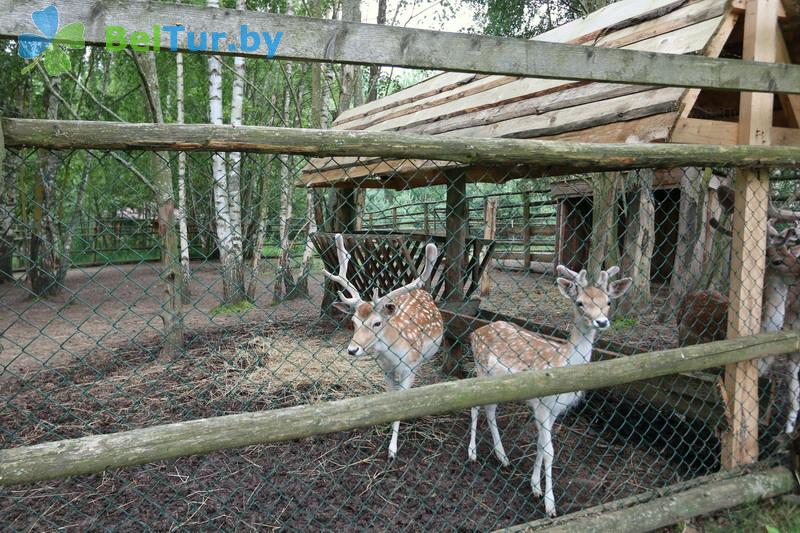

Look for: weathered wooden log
[1,331,799,486]
[2,1,799,93]
[4,119,800,173]
[506,466,797,533]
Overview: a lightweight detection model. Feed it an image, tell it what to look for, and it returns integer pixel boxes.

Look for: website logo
[18,4,85,76]
[105,25,283,58]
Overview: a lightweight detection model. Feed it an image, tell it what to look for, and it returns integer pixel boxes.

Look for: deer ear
[608,278,633,299]
[557,278,577,300]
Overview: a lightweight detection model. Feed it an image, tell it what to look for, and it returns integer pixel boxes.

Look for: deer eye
[373,320,382,328]
[576,301,584,308]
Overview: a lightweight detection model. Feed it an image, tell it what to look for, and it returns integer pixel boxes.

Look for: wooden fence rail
[1,1,798,93]
[5,120,800,175]
[1,330,798,486]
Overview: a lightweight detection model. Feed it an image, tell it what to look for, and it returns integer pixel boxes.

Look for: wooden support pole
[391,206,398,230]
[1,331,798,486]
[522,192,532,270]
[480,197,497,297]
[442,170,469,378]
[444,171,468,303]
[423,203,430,234]
[722,0,779,470]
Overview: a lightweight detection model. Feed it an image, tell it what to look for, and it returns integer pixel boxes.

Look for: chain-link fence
[2,139,799,528]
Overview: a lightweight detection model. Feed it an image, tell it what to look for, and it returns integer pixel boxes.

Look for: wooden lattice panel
[312,231,495,302]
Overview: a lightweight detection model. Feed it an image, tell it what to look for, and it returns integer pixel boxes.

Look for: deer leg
[786,356,800,434]
[530,401,546,499]
[387,368,416,460]
[485,403,509,466]
[468,406,480,462]
[540,413,557,517]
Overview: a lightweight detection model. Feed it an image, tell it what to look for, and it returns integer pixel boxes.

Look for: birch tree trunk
[135,51,184,359]
[176,52,191,299]
[208,0,246,305]
[618,169,655,315]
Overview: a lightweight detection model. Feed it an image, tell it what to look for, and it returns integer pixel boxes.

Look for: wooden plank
[671,117,800,145]
[508,467,796,533]
[448,88,684,139]
[404,83,656,136]
[333,73,480,126]
[722,0,779,470]
[3,1,799,94]
[731,0,786,18]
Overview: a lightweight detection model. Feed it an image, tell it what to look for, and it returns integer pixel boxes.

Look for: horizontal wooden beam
[1,330,798,486]
[2,0,800,93]
[5,119,800,182]
[671,117,800,145]
[507,466,798,532]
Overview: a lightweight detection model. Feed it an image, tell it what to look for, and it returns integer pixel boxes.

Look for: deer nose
[347,346,360,356]
[594,318,609,329]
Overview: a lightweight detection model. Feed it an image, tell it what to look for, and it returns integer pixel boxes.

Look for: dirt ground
[0,260,692,530]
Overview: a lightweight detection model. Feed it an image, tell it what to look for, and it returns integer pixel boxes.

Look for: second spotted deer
[469,265,631,517]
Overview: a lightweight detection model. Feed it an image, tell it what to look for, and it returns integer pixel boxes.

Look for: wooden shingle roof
[300,0,795,189]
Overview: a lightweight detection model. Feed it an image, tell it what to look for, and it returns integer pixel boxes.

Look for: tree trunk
[273,1,297,303]
[367,0,387,102]
[135,51,184,359]
[618,169,655,315]
[659,167,709,321]
[480,197,498,297]
[208,0,246,305]
[176,52,191,300]
[30,78,64,297]
[588,172,621,280]
[0,120,13,283]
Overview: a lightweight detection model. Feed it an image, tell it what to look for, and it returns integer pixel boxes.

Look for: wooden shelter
[300,0,799,283]
[300,0,799,190]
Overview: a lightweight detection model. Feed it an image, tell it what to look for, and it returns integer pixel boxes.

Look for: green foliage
[211,300,256,316]
[611,316,637,330]
[693,498,800,533]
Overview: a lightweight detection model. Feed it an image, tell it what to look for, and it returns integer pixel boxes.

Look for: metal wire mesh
[2,141,798,529]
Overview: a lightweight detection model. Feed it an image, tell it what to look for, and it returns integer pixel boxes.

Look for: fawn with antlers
[324,234,444,459]
[678,218,800,434]
[469,265,631,517]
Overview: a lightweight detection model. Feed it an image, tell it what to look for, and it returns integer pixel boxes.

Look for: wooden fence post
[522,192,532,270]
[722,0,779,469]
[442,170,469,378]
[392,206,398,230]
[481,197,497,297]
[423,203,430,234]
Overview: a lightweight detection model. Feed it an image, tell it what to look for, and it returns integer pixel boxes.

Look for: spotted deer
[324,234,444,459]
[678,220,800,434]
[469,265,631,517]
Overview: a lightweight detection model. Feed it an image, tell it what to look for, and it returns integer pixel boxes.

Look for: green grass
[210,299,256,316]
[611,316,637,330]
[261,244,304,258]
[687,498,800,533]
